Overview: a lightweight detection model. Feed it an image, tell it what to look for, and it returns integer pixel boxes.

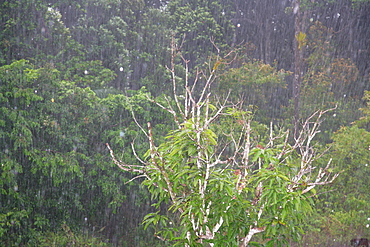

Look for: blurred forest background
[1,0,369,246]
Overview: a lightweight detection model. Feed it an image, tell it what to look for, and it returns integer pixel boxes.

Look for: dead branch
[106,143,146,174]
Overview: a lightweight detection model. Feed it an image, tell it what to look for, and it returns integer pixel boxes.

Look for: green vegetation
[0,0,369,246]
[108,50,338,246]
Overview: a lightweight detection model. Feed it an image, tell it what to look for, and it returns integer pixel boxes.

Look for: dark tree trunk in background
[292,0,306,139]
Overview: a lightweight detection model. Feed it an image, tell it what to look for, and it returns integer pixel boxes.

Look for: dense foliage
[1,0,369,246]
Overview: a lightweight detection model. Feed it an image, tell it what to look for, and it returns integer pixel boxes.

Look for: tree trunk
[293,0,305,139]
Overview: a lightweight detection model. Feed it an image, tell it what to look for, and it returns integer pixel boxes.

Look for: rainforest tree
[107,43,339,246]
